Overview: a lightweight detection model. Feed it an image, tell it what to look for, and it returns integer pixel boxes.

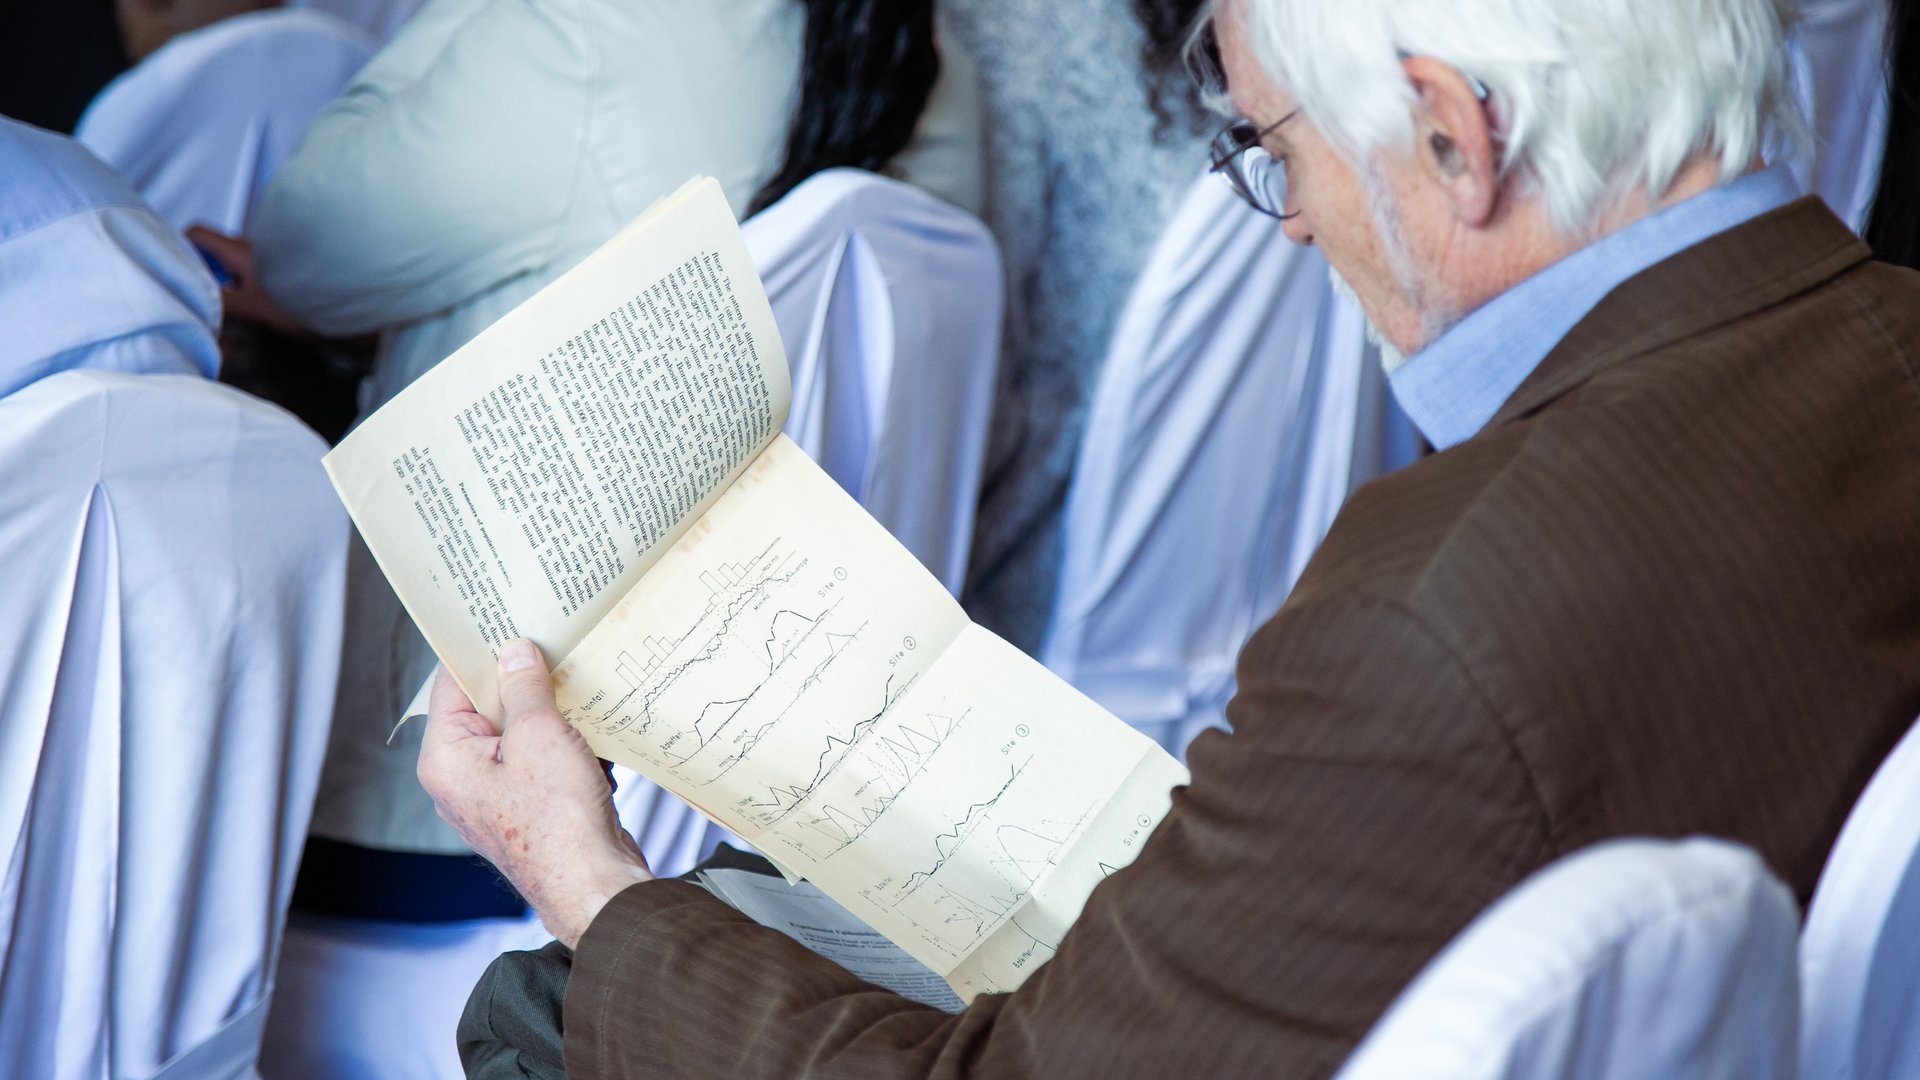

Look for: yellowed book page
[553,439,1190,1000]
[324,177,789,716]
[942,736,1189,999]
[553,435,971,836]
[783,625,1186,1000]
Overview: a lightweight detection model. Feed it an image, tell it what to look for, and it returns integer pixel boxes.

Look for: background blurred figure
[76,7,374,236]
[75,6,378,444]
[0,118,347,1080]
[1040,0,1422,758]
[113,0,273,62]
[948,0,1213,651]
[1864,0,1918,267]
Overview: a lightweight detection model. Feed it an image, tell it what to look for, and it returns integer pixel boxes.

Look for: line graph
[736,673,910,829]
[788,709,971,858]
[576,535,903,792]
[884,758,1030,906]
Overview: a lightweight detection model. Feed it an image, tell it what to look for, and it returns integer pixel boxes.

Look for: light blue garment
[0,116,347,1080]
[0,117,220,399]
[1389,167,1803,451]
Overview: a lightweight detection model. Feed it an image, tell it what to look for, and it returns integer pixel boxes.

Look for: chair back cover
[1801,716,1920,1080]
[0,120,349,1080]
[1042,170,1418,756]
[1788,0,1892,233]
[1335,838,1801,1080]
[76,8,375,235]
[744,167,1005,596]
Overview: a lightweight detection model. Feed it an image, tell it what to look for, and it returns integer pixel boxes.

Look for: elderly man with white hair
[415,0,1920,1075]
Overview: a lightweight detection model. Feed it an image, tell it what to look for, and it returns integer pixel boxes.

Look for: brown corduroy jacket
[560,198,1920,1079]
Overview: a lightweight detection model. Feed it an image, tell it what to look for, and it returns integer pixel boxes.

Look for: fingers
[497,639,585,752]
[498,639,559,721]
[183,225,253,276]
[419,667,501,793]
[427,666,499,739]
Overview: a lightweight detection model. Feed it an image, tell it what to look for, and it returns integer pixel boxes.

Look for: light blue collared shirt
[1388,166,1804,450]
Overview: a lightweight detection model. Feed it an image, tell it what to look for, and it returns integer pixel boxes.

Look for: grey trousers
[458,941,572,1080]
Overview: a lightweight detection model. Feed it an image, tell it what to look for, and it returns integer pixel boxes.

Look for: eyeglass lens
[1210,130,1291,219]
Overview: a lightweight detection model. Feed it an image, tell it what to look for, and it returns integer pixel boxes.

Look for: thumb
[497,639,560,727]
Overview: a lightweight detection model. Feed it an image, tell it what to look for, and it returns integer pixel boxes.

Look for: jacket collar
[1489,196,1871,429]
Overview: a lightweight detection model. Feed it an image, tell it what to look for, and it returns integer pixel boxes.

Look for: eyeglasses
[1209,111,1301,221]
[1208,63,1495,222]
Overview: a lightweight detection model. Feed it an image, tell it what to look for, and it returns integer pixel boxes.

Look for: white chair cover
[0,120,349,1080]
[1042,170,1419,757]
[75,9,374,236]
[1336,838,1802,1080]
[1800,716,1920,1080]
[1789,0,1892,233]
[749,166,1005,595]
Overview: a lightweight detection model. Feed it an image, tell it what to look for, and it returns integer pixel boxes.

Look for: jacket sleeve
[562,592,1554,1079]
[249,0,590,336]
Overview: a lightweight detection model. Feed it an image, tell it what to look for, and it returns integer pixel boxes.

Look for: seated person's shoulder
[12,369,336,514]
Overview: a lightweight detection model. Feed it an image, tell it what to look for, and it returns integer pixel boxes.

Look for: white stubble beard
[1325,267,1409,374]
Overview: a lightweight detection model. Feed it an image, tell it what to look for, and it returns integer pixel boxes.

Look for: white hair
[1218,0,1806,238]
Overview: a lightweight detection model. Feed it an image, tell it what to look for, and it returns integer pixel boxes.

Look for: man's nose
[1282,213,1314,247]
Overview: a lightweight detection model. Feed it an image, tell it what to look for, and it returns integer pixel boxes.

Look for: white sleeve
[251,0,591,336]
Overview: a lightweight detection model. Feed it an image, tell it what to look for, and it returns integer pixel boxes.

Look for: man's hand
[419,640,653,948]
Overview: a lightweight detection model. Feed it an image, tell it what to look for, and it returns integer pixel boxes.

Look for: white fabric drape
[1789,0,1893,232]
[1042,171,1419,757]
[75,9,375,236]
[1336,839,1802,1080]
[0,119,348,1080]
[1800,715,1920,1080]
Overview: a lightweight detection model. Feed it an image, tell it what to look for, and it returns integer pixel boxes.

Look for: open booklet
[325,177,1190,1001]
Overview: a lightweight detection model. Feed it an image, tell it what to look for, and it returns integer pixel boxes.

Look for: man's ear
[1402,56,1499,228]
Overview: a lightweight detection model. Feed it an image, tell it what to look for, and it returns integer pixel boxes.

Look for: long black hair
[1131,0,1211,132]
[748,0,941,216]
[1866,0,1919,269]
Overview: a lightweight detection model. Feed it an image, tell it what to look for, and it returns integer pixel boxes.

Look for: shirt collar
[1388,166,1803,450]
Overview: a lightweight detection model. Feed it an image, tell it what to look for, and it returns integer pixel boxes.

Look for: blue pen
[193,243,235,288]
